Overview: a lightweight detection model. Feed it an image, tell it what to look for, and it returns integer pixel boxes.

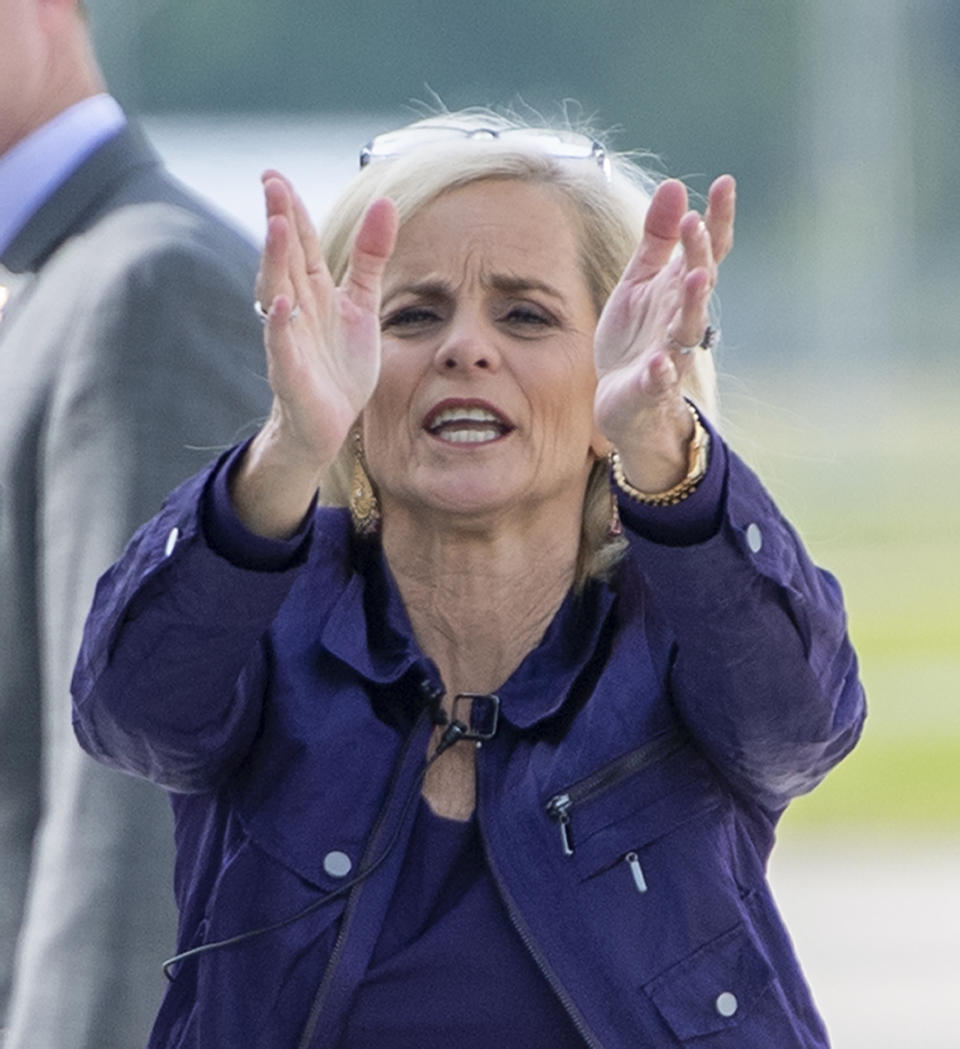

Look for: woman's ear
[589,426,613,461]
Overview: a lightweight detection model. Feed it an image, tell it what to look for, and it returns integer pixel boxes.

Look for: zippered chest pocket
[544,723,729,887]
[542,725,742,984]
[544,724,714,875]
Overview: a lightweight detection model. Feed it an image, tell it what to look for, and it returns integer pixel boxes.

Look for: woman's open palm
[255,172,397,466]
[593,175,735,450]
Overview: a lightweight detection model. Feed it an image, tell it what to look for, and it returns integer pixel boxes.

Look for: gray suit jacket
[0,123,268,1048]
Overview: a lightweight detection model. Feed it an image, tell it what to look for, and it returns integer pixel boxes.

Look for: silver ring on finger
[666,324,719,355]
[254,299,301,324]
[666,328,699,355]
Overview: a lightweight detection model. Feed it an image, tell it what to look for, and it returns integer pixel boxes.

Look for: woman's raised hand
[593,175,735,493]
[256,171,397,467]
[231,173,397,538]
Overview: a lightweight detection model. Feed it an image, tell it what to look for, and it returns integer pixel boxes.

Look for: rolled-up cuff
[202,439,316,571]
[616,410,727,546]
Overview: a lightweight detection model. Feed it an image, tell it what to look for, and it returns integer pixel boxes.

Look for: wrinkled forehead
[384,179,592,303]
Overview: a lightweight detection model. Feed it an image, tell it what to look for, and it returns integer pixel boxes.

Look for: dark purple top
[335,800,585,1048]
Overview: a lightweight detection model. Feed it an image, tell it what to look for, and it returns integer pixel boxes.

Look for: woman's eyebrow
[486,275,566,302]
[380,280,450,310]
[380,275,567,310]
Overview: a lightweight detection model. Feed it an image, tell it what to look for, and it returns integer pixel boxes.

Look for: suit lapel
[0,124,163,276]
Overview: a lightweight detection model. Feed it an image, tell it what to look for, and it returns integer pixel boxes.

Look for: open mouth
[424,402,515,445]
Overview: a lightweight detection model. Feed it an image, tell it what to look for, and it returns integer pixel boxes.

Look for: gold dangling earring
[349,429,381,535]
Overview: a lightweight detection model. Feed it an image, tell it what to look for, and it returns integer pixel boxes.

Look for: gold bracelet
[610,403,710,507]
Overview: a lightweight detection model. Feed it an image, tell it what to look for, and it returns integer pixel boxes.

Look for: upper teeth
[429,407,504,429]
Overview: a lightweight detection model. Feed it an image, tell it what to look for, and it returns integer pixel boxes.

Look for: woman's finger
[263,169,327,276]
[664,179,735,353]
[618,178,688,286]
[255,210,297,316]
[704,174,736,264]
[679,210,714,277]
[341,198,398,314]
[259,174,316,319]
[663,264,714,358]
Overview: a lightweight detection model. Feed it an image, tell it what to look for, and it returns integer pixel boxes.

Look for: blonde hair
[319,110,719,584]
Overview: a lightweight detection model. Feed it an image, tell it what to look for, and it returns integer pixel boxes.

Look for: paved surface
[768,834,960,1048]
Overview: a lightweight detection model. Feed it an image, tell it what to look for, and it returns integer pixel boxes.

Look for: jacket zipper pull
[625,851,648,893]
[545,793,574,856]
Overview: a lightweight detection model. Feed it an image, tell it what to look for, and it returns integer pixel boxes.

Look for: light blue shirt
[0,94,126,255]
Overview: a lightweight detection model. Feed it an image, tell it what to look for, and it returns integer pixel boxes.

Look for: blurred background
[88,1,958,1044]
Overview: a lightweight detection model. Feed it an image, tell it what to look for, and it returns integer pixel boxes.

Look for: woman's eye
[381,306,440,331]
[503,305,553,328]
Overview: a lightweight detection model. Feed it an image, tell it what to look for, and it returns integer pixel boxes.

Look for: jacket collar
[320,534,617,729]
[1,123,161,275]
[494,579,615,728]
[320,541,423,687]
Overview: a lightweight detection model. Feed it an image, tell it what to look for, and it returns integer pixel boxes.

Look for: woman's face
[362,178,607,531]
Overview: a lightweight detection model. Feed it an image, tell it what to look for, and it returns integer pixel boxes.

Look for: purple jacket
[72,435,864,1049]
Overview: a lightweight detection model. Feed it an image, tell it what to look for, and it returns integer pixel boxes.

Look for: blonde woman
[73,113,864,1048]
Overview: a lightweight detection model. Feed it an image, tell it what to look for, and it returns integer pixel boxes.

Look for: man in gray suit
[0,1,268,1045]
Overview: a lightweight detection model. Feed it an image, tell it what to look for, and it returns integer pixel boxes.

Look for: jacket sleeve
[620,440,866,815]
[70,455,309,794]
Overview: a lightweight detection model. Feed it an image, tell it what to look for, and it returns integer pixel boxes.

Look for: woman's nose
[433,314,501,372]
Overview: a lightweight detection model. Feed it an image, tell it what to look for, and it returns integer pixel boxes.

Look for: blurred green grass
[719,371,960,836]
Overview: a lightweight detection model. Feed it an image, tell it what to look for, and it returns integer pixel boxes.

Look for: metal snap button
[745,522,763,553]
[715,991,738,1018]
[322,850,352,878]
